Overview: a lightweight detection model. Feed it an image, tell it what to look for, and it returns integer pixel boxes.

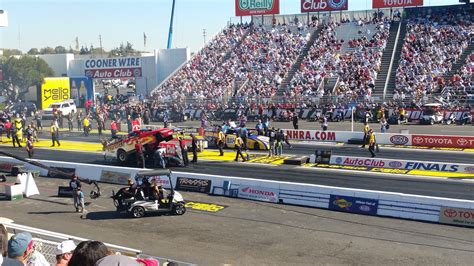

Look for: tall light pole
[202,29,207,45]
[167,0,177,49]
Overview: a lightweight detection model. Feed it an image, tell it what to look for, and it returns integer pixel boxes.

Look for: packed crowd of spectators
[288,17,391,105]
[440,52,474,105]
[152,24,249,105]
[395,9,473,103]
[232,24,309,101]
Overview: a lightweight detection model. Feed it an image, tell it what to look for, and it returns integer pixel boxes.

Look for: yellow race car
[204,128,269,150]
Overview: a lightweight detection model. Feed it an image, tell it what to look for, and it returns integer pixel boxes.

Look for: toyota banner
[235,0,280,16]
[373,0,424,8]
[301,0,349,12]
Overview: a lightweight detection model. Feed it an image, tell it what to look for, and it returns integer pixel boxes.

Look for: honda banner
[373,0,424,8]
[238,185,279,203]
[301,0,349,13]
[235,0,280,16]
[412,135,474,149]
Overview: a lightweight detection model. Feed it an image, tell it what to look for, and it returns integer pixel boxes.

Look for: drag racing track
[1,176,474,265]
[2,146,474,200]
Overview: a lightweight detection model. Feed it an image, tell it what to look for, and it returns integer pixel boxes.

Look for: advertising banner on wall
[412,135,474,149]
[40,77,70,109]
[70,77,94,104]
[238,185,279,203]
[235,0,280,16]
[329,195,379,215]
[439,207,474,228]
[301,0,349,12]
[84,57,142,79]
[176,177,212,193]
[373,0,423,8]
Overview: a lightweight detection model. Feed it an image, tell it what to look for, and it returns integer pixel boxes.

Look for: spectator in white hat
[55,240,76,266]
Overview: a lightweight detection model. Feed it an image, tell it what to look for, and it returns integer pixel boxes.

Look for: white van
[42,100,77,119]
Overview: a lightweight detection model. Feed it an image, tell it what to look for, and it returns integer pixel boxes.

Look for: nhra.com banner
[301,0,349,13]
[329,195,378,215]
[235,0,280,16]
[373,0,423,8]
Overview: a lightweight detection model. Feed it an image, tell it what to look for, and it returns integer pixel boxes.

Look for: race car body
[204,128,269,150]
[104,128,174,164]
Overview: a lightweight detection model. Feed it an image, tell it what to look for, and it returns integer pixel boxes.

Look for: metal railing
[2,221,195,265]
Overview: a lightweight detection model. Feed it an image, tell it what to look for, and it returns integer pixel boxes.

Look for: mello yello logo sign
[235,0,280,16]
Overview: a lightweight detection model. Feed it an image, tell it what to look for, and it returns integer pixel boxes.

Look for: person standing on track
[11,123,22,148]
[76,110,83,131]
[68,113,74,131]
[234,133,246,162]
[134,140,145,168]
[190,134,198,163]
[69,175,82,212]
[110,120,118,139]
[361,122,370,148]
[179,135,189,166]
[292,113,298,129]
[83,116,90,136]
[368,129,377,158]
[217,126,225,156]
[51,122,61,147]
[26,136,34,159]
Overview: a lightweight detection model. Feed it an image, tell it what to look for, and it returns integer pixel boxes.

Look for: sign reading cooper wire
[175,177,212,193]
[329,195,378,215]
[238,185,279,203]
[84,57,142,79]
[301,0,349,12]
[235,0,280,16]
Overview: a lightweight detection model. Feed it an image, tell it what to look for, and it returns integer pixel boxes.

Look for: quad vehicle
[419,103,444,125]
[111,169,186,218]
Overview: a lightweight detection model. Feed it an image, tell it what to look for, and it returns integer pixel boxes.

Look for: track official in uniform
[234,133,246,162]
[361,122,369,148]
[26,136,34,158]
[217,127,225,156]
[368,129,377,158]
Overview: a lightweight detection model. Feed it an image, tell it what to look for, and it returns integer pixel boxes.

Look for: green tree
[27,48,40,55]
[0,56,54,101]
[39,47,55,54]
[2,49,23,58]
[109,42,138,57]
[54,46,67,54]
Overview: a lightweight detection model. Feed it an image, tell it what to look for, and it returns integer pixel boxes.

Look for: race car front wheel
[117,149,128,164]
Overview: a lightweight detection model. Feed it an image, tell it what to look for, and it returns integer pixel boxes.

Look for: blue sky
[0,0,462,54]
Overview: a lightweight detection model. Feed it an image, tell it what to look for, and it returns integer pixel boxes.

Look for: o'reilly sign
[235,0,280,16]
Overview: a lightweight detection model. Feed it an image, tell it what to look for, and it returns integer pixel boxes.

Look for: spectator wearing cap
[1,224,24,266]
[55,240,76,266]
[7,232,34,264]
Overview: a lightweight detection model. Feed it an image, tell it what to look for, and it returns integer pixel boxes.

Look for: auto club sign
[84,57,142,79]
[235,0,280,16]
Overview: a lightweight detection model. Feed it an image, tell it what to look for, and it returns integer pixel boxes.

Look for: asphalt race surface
[2,146,474,200]
[1,176,473,265]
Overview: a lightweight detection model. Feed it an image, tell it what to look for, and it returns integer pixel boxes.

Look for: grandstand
[151,4,473,108]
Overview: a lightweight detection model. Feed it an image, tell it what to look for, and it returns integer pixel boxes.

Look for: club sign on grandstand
[235,0,280,16]
[301,0,349,12]
[84,57,142,79]
[373,0,424,8]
